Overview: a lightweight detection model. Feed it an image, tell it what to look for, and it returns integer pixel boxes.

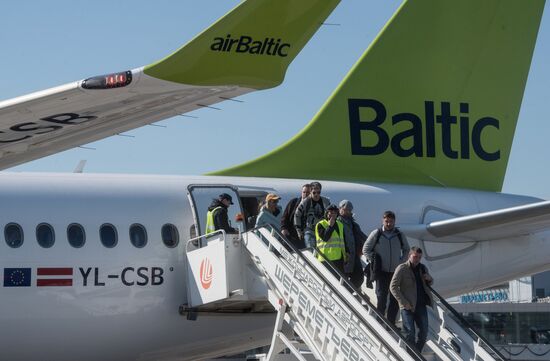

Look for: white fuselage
[1,172,548,361]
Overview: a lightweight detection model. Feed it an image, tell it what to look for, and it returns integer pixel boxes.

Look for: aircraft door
[186,185,244,241]
[185,185,246,306]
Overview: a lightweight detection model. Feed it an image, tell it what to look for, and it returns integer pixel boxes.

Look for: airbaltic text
[210,35,290,57]
[348,99,500,161]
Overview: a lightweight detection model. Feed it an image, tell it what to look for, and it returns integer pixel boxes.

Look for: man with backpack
[363,211,410,325]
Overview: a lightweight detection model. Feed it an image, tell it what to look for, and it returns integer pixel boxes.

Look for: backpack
[364,228,405,287]
[374,227,403,249]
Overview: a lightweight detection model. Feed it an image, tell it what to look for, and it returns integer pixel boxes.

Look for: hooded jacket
[207,199,237,234]
[363,227,410,273]
[255,205,282,231]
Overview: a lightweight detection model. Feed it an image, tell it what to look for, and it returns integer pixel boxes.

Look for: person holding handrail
[390,247,434,353]
[294,181,330,248]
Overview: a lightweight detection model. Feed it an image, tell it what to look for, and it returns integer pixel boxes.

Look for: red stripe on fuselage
[37,268,73,276]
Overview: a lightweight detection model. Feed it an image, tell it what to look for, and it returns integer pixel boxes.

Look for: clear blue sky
[1,1,549,199]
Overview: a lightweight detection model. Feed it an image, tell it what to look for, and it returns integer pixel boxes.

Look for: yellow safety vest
[315,219,345,262]
[205,206,222,234]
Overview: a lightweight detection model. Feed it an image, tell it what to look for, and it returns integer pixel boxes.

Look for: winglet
[144,0,341,89]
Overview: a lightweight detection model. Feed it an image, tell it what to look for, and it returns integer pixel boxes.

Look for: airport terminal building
[449,272,550,360]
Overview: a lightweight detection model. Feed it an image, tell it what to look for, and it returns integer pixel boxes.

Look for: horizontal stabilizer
[401,200,550,242]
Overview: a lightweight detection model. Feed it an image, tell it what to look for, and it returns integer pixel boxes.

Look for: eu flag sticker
[4,268,31,287]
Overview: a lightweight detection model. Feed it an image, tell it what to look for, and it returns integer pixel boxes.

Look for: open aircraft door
[185,185,246,307]
[186,185,245,239]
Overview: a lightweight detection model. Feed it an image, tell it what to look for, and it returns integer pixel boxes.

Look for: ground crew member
[205,193,238,234]
[315,204,347,277]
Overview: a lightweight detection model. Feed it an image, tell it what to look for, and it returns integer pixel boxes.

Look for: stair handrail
[427,285,507,361]
[186,229,227,252]
[249,224,426,361]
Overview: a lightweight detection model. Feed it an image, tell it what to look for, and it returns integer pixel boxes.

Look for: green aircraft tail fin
[213,0,545,192]
[144,0,340,89]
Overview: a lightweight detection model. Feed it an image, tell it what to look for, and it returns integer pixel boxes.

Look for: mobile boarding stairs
[183,226,507,361]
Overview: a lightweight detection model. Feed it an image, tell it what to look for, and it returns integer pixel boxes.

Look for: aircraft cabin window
[100,224,118,248]
[5,223,24,248]
[161,224,179,248]
[36,223,55,248]
[67,223,86,248]
[129,223,147,248]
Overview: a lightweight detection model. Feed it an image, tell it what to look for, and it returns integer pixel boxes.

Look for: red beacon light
[82,70,132,89]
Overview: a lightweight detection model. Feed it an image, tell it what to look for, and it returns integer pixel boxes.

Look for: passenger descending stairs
[243,226,507,361]
[184,226,508,361]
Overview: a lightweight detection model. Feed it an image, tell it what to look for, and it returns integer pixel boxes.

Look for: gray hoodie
[363,227,410,273]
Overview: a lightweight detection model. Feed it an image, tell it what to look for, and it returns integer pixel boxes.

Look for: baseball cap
[326,204,339,212]
[219,193,234,204]
[265,193,281,202]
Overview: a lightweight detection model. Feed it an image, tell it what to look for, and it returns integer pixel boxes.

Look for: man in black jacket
[205,193,238,234]
[280,183,311,248]
[338,200,367,288]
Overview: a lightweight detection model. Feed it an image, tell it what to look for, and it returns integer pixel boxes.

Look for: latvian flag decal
[37,267,73,287]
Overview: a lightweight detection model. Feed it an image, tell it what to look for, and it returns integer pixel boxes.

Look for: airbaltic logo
[348,99,501,161]
[211,34,290,57]
[199,258,213,290]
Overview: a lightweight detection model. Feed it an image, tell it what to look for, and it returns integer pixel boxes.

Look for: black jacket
[364,253,382,289]
[208,199,238,234]
[280,196,304,248]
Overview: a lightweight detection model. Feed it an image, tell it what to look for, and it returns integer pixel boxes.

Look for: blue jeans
[304,231,315,249]
[401,305,428,352]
